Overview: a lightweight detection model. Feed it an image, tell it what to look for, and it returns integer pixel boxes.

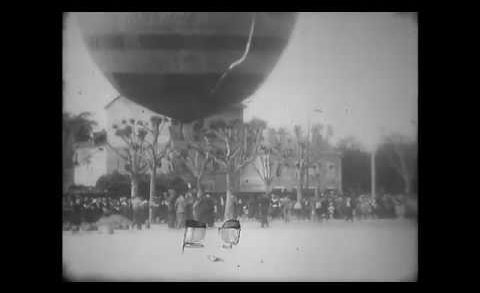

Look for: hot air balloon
[76,12,297,122]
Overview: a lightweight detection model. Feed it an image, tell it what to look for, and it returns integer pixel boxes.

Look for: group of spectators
[229,190,417,226]
[150,188,221,229]
[63,188,417,231]
[63,195,133,230]
[63,188,225,231]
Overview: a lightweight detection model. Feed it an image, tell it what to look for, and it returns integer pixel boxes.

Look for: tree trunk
[130,176,139,199]
[296,169,303,203]
[314,186,320,201]
[130,176,139,221]
[265,182,272,197]
[196,176,203,198]
[403,174,411,196]
[224,172,235,220]
[148,167,156,224]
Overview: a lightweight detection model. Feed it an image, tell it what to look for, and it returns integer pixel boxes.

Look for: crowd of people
[63,187,417,231]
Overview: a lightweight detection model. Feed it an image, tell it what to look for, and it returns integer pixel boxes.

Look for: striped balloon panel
[77,12,297,122]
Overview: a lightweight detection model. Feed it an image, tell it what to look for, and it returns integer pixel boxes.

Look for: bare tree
[383,134,417,195]
[174,131,213,198]
[207,118,265,219]
[105,119,149,200]
[309,123,334,199]
[253,128,288,196]
[291,125,309,203]
[137,116,173,223]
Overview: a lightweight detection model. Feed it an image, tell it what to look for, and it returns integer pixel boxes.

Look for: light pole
[306,108,323,200]
[371,146,376,200]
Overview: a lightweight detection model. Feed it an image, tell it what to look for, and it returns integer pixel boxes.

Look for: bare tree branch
[105,141,129,161]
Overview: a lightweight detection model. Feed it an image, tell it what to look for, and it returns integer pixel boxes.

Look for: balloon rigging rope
[209,12,256,96]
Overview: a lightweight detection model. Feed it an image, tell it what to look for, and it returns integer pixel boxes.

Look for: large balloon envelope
[77,12,297,122]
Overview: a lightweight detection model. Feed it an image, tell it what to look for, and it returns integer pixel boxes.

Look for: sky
[63,12,417,151]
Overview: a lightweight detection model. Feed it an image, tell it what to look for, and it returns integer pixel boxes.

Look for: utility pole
[305,117,311,195]
[371,147,376,199]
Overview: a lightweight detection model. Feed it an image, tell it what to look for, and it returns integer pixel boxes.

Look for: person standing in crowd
[213,196,219,222]
[301,198,308,221]
[242,203,248,220]
[236,197,244,220]
[394,194,406,219]
[314,197,323,222]
[280,196,291,223]
[293,200,302,220]
[84,200,96,224]
[205,194,215,227]
[327,200,335,220]
[167,189,176,228]
[196,193,208,224]
[321,197,329,220]
[149,195,158,224]
[192,194,200,221]
[141,198,150,228]
[214,194,221,225]
[152,196,161,224]
[175,193,186,229]
[160,192,168,223]
[259,194,270,228]
[184,191,194,221]
[334,195,343,219]
[63,196,72,229]
[120,197,130,220]
[219,194,225,221]
[111,198,120,215]
[345,196,354,222]
[386,194,396,218]
[272,195,281,220]
[248,196,257,221]
[102,197,112,217]
[131,196,143,230]
[230,195,237,219]
[95,197,102,219]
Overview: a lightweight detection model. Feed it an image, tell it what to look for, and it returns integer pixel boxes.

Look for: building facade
[238,151,342,194]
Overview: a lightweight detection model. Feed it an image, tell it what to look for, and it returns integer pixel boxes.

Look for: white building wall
[73,147,108,186]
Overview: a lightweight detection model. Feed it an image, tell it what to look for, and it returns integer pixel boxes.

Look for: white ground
[63,219,417,282]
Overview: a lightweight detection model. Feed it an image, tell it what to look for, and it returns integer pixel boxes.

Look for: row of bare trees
[63,111,338,220]
[64,111,417,222]
[101,114,339,220]
[336,134,417,196]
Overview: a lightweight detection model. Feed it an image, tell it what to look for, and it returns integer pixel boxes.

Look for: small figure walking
[259,194,270,228]
[345,197,354,222]
[327,201,335,221]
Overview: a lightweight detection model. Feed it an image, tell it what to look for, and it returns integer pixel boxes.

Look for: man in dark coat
[344,196,354,222]
[184,191,194,221]
[175,194,186,229]
[119,197,130,220]
[71,197,83,231]
[167,189,176,229]
[235,197,244,220]
[132,196,143,230]
[196,194,209,225]
[205,194,215,227]
[259,194,270,228]
[159,192,168,223]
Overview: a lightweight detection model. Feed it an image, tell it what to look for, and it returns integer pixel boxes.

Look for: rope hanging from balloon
[209,12,257,96]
